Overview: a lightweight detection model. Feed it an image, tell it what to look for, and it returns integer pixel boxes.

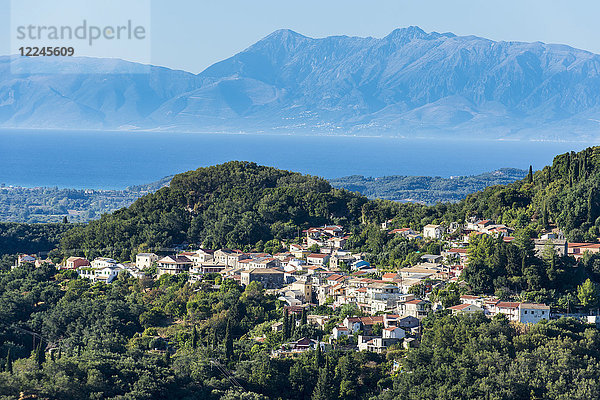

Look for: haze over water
[0,130,595,189]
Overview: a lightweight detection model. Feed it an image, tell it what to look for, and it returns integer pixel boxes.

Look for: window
[523,310,527,314]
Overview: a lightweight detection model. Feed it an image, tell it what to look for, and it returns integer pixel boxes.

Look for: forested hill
[448,146,600,242]
[59,162,387,260]
[56,146,600,261]
[330,168,527,204]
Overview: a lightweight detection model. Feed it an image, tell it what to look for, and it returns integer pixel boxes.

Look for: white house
[490,301,521,321]
[423,224,444,239]
[157,255,193,276]
[78,264,122,283]
[447,303,484,314]
[459,295,484,307]
[331,325,350,340]
[136,253,158,269]
[16,254,36,267]
[307,253,330,266]
[382,326,405,340]
[519,303,550,324]
[91,257,118,269]
[357,336,401,353]
[400,299,431,319]
[190,249,214,265]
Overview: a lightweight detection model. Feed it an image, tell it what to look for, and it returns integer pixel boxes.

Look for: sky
[1,0,599,73]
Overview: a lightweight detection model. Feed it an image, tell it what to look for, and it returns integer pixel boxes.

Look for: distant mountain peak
[4,27,600,140]
[266,28,307,39]
[384,26,429,41]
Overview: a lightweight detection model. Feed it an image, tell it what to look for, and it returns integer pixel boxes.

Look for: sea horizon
[0,129,595,190]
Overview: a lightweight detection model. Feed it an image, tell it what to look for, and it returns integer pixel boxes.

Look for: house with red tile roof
[307,253,330,266]
[448,303,484,314]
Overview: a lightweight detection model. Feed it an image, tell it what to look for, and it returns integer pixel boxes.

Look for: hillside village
[15,216,591,355]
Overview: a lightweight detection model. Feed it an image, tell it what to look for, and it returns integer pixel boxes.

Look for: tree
[577,279,599,309]
[301,307,307,326]
[34,343,45,367]
[312,360,336,400]
[289,313,297,338]
[336,354,359,400]
[5,349,12,373]
[191,325,198,349]
[527,165,533,183]
[283,309,290,339]
[433,283,461,308]
[372,323,383,336]
[314,341,323,369]
[541,202,549,229]
[225,318,234,360]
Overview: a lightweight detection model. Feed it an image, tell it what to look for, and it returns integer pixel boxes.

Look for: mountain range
[3,26,600,139]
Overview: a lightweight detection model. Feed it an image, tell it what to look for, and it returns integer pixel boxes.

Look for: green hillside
[3,149,600,400]
[330,168,527,204]
[445,146,600,242]
[53,146,600,262]
[59,162,385,260]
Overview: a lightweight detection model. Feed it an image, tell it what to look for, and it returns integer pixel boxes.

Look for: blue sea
[0,130,596,189]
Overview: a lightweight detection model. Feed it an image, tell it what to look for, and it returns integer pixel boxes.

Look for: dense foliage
[0,177,171,223]
[381,312,600,400]
[59,162,386,260]
[2,267,600,399]
[330,168,526,204]
[0,266,387,400]
[0,222,75,257]
[4,147,600,399]
[440,147,600,242]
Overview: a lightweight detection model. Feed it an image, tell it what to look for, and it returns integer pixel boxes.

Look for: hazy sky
[2,0,599,73]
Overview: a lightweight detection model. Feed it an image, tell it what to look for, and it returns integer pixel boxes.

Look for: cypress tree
[163,350,171,366]
[191,325,198,349]
[212,328,218,350]
[290,313,296,338]
[5,349,12,373]
[541,203,549,229]
[301,307,307,326]
[527,165,533,184]
[314,341,323,369]
[34,343,45,367]
[225,319,233,360]
[588,188,599,224]
[283,309,290,339]
[312,358,335,400]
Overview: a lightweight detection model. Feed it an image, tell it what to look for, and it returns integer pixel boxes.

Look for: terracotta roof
[346,316,384,325]
[448,304,472,311]
[308,253,328,258]
[448,248,468,254]
[405,299,428,305]
[496,302,520,309]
